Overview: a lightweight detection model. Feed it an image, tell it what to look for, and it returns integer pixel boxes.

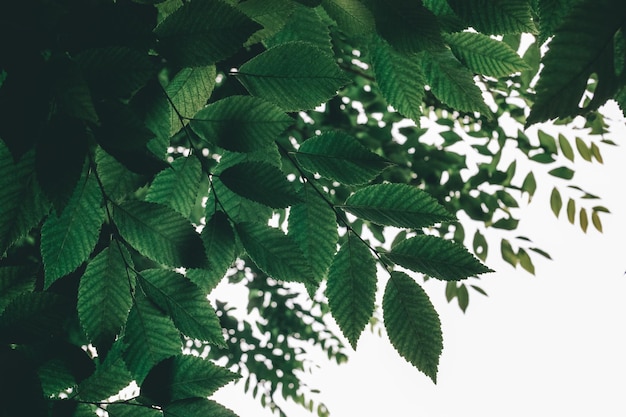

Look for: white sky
[213,103,626,417]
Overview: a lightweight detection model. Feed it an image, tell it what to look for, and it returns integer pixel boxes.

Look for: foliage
[0,0,624,416]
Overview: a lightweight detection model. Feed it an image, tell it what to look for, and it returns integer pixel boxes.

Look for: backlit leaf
[321,0,375,36]
[341,183,455,229]
[155,0,261,66]
[444,32,529,77]
[199,212,237,291]
[146,156,202,217]
[219,161,301,208]
[77,245,135,347]
[191,96,292,152]
[288,183,338,284]
[326,233,377,349]
[112,200,208,269]
[41,174,105,288]
[422,50,492,116]
[501,238,518,267]
[123,294,181,384]
[576,137,592,161]
[558,133,575,161]
[237,42,349,111]
[77,341,132,402]
[166,66,216,136]
[518,248,535,275]
[238,0,295,46]
[383,271,442,382]
[295,132,392,185]
[142,355,239,405]
[447,0,537,35]
[236,222,316,286]
[164,398,238,417]
[371,36,425,125]
[386,235,492,281]
[567,198,576,224]
[139,269,225,346]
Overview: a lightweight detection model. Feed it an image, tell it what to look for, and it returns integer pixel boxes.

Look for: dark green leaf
[0,266,36,313]
[321,0,375,36]
[191,96,292,153]
[447,0,537,35]
[341,183,455,229]
[113,201,208,269]
[142,355,239,405]
[77,341,133,402]
[548,166,575,180]
[295,132,392,185]
[237,42,349,111]
[123,294,182,384]
[521,171,537,201]
[107,402,162,417]
[326,233,377,349]
[238,0,295,46]
[386,235,493,281]
[518,248,535,275]
[219,161,301,208]
[444,32,529,77]
[165,66,216,136]
[78,245,135,347]
[155,0,261,66]
[236,222,316,286]
[383,271,442,383]
[95,147,147,202]
[288,184,338,284]
[199,212,237,292]
[139,269,225,346]
[146,156,202,217]
[371,36,425,125]
[472,230,488,261]
[492,217,519,230]
[456,284,469,312]
[41,174,105,288]
[164,398,238,417]
[537,130,558,154]
[500,238,517,267]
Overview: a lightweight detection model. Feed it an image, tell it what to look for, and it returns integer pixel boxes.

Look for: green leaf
[500,238,518,267]
[237,42,349,111]
[123,294,182,384]
[537,0,578,44]
[146,156,202,217]
[370,36,425,125]
[444,32,529,77]
[372,0,443,52]
[164,398,238,417]
[95,147,147,202]
[549,187,562,218]
[590,142,604,163]
[165,66,216,136]
[113,200,208,269]
[558,133,575,161]
[341,183,455,229]
[199,212,237,292]
[0,292,71,344]
[77,341,133,402]
[518,248,535,275]
[521,171,537,201]
[386,235,492,281]
[422,50,492,116]
[0,266,36,314]
[208,178,273,223]
[191,96,293,152]
[321,0,375,36]
[238,0,295,46]
[576,137,592,161]
[566,198,576,224]
[266,2,332,51]
[591,209,603,232]
[383,271,442,383]
[537,130,558,154]
[0,147,50,254]
[107,402,162,417]
[78,245,135,347]
[580,207,589,232]
[527,0,626,124]
[138,269,225,346]
[236,222,316,286]
[548,166,575,180]
[155,0,261,66]
[142,355,239,405]
[288,183,338,284]
[41,174,105,288]
[472,229,488,261]
[447,0,537,35]
[457,284,469,312]
[326,233,377,349]
[219,161,301,208]
[295,132,392,185]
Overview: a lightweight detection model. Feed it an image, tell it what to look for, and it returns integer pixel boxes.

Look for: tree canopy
[1,0,624,416]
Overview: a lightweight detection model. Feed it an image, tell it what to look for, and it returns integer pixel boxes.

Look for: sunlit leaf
[383,271,442,383]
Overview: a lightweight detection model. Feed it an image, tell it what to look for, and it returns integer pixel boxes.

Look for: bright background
[213,103,626,417]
